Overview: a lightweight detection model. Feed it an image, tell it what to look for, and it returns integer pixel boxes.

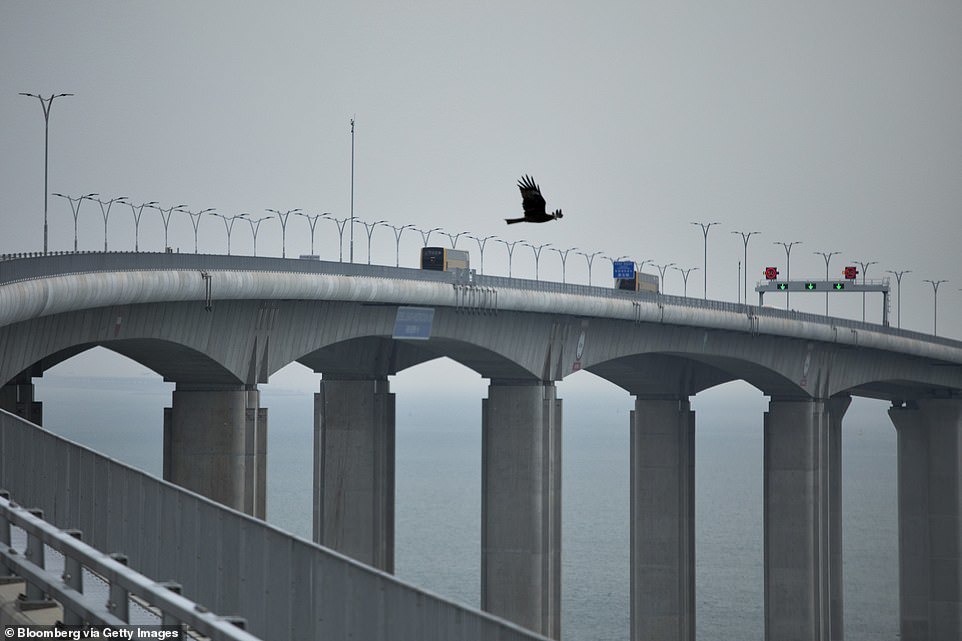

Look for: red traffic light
[843,266,858,280]
[764,267,779,280]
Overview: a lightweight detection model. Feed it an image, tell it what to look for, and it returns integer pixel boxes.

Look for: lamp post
[213,213,248,256]
[360,219,387,264]
[416,227,442,247]
[774,241,801,307]
[295,212,328,256]
[20,92,73,254]
[440,230,469,249]
[323,214,350,261]
[495,238,523,277]
[52,192,97,252]
[673,266,699,297]
[244,215,271,257]
[267,208,302,258]
[523,242,551,281]
[183,207,215,254]
[856,260,878,321]
[731,230,760,304]
[126,201,159,252]
[691,221,720,299]
[922,279,947,336]
[814,251,841,315]
[467,234,496,274]
[389,224,416,267]
[653,262,676,293]
[550,247,578,284]
[94,196,130,252]
[575,250,603,286]
[147,203,186,251]
[349,117,356,263]
[885,270,911,329]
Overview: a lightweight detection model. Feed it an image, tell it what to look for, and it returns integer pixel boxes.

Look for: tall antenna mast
[349,116,355,263]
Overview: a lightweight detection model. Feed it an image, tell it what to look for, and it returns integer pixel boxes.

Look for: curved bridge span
[2,253,960,640]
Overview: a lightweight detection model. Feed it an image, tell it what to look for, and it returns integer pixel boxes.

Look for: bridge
[1,252,960,641]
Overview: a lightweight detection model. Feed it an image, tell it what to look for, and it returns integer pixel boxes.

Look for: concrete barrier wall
[0,410,550,641]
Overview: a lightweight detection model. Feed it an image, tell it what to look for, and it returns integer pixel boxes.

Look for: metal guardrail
[0,409,551,641]
[0,493,259,639]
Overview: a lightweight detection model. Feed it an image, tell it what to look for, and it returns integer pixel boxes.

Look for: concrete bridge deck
[1,252,960,640]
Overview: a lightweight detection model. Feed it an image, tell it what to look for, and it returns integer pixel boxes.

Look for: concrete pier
[0,381,42,426]
[889,398,962,641]
[629,396,695,641]
[313,377,395,572]
[163,384,267,517]
[481,380,561,639]
[763,396,847,641]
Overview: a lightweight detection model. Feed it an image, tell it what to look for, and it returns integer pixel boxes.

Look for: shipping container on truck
[420,246,470,271]
[615,271,659,293]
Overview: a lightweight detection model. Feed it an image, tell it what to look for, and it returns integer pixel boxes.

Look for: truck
[420,247,470,271]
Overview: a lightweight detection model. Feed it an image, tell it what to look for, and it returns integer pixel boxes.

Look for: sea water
[36,364,898,640]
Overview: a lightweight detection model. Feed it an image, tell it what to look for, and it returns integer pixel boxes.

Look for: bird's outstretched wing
[518,175,547,217]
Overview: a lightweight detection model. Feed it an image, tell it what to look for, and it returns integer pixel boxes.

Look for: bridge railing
[0,408,550,641]
[1,251,959,352]
[0,494,260,639]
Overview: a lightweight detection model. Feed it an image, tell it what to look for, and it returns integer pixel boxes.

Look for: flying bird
[505,175,564,224]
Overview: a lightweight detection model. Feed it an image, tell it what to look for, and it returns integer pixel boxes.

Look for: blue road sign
[613,261,635,280]
[393,306,435,340]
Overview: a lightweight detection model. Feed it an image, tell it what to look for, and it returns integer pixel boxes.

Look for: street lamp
[855,260,878,321]
[922,279,947,336]
[349,117,356,263]
[183,207,215,254]
[523,242,552,281]
[244,215,271,257]
[127,201,159,252]
[93,196,130,252]
[20,91,73,254]
[550,247,578,284]
[389,224,416,267]
[213,212,248,256]
[323,214,350,261]
[416,227,442,247]
[467,234,496,275]
[575,250,603,286]
[653,262,676,293]
[885,270,911,329]
[267,208,302,258]
[52,192,97,252]
[691,221,720,299]
[731,230,760,304]
[295,211,328,256]
[814,251,841,315]
[440,230,469,249]
[147,203,186,251]
[359,219,387,264]
[673,266,699,297]
[495,238,523,277]
[774,241,801,307]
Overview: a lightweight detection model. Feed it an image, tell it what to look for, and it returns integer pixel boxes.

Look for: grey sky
[3,1,961,337]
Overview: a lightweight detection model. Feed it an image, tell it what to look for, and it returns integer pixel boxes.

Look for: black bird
[505,175,564,224]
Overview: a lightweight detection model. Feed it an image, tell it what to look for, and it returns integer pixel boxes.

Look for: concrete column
[481,380,561,639]
[0,381,43,426]
[163,384,267,517]
[630,396,695,641]
[764,396,847,641]
[888,398,962,641]
[313,377,395,572]
[828,396,848,641]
